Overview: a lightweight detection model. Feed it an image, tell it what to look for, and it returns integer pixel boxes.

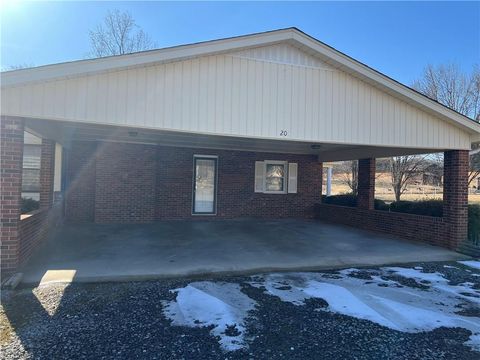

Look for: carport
[2,28,479,278]
[21,219,462,285]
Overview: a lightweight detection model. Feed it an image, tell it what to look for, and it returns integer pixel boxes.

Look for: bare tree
[413,64,480,121]
[2,63,34,71]
[470,149,480,186]
[390,156,425,202]
[338,161,358,195]
[89,10,155,57]
[408,64,480,197]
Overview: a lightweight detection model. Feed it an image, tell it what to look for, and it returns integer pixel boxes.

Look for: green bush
[322,195,390,211]
[21,197,39,214]
[389,200,443,217]
[323,194,357,207]
[469,205,480,244]
[374,199,389,211]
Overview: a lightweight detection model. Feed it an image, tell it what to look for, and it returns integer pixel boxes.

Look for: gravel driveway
[1,261,479,360]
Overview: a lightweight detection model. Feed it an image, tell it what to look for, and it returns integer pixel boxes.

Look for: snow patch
[458,260,480,270]
[303,281,398,329]
[384,267,446,283]
[250,267,480,351]
[443,265,459,269]
[162,282,256,351]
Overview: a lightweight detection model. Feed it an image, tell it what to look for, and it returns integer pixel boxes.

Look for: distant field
[328,172,480,205]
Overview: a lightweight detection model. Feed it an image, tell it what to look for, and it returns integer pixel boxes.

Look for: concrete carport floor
[21,219,466,285]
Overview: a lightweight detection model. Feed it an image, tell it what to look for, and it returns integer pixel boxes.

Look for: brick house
[1,28,480,274]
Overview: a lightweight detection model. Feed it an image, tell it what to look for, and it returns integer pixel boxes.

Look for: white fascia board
[1,30,294,87]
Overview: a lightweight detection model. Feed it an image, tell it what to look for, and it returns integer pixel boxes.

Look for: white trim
[193,154,219,159]
[226,54,338,72]
[1,29,294,86]
[287,162,298,194]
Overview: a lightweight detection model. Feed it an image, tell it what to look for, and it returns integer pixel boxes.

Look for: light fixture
[128,131,138,137]
[310,144,322,150]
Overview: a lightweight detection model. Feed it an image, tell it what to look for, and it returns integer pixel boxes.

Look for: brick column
[443,150,469,249]
[40,139,55,209]
[357,158,375,210]
[1,117,24,274]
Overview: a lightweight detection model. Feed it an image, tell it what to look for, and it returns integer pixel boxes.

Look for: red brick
[0,117,24,273]
[65,141,323,223]
[357,158,375,210]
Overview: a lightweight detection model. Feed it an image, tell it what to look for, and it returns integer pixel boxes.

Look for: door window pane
[194,158,217,214]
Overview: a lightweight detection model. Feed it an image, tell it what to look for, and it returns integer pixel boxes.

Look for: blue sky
[1,1,478,85]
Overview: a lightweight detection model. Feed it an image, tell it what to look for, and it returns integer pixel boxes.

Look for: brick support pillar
[443,150,469,249]
[357,158,375,210]
[40,139,55,209]
[0,117,24,274]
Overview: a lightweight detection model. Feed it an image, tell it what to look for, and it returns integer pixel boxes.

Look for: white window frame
[263,160,288,194]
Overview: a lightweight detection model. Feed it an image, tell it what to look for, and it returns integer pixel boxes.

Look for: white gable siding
[1,53,471,150]
[230,43,334,69]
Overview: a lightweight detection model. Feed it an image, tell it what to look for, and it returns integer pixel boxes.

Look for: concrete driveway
[20,219,465,285]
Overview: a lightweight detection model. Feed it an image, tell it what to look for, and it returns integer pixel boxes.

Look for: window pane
[22,192,40,201]
[22,169,40,192]
[23,145,41,169]
[265,164,285,192]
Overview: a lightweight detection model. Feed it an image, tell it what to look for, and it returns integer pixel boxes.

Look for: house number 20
[280,130,288,136]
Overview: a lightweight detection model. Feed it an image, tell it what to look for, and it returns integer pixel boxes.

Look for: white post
[326,167,332,196]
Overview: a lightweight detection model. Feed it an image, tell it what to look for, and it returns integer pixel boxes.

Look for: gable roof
[2,27,480,139]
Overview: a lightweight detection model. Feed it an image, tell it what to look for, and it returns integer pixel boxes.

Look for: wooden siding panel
[1,53,472,150]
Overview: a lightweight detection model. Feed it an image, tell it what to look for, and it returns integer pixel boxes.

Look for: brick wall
[65,141,323,223]
[0,117,24,273]
[155,146,323,220]
[315,204,449,248]
[65,141,97,222]
[95,142,156,223]
[18,203,64,266]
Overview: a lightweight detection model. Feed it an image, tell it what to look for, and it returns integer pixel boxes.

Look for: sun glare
[0,0,24,14]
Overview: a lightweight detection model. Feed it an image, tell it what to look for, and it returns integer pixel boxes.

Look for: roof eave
[2,27,479,137]
[289,30,480,135]
[0,28,297,87]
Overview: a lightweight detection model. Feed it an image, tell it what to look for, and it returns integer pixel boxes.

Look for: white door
[193,157,217,214]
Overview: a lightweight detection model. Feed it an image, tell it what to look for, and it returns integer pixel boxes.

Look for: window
[255,161,297,194]
[21,133,42,213]
[22,144,41,197]
[265,161,287,193]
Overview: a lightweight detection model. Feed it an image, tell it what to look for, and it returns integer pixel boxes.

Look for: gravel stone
[1,261,479,359]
